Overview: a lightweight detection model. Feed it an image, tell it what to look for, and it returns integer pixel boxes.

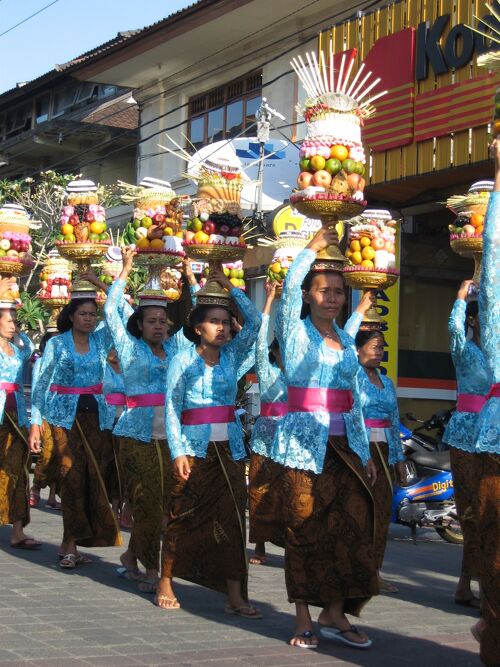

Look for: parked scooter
[393,410,463,544]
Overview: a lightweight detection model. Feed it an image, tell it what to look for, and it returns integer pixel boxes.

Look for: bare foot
[289,628,318,648]
[119,551,141,579]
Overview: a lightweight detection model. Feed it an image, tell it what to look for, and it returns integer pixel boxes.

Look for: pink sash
[125,393,164,408]
[50,383,103,395]
[0,382,19,392]
[456,393,487,413]
[260,402,287,418]
[287,386,353,414]
[365,418,391,428]
[181,405,236,426]
[105,393,126,406]
[486,383,500,401]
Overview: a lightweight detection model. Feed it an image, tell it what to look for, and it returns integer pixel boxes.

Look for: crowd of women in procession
[0,143,498,666]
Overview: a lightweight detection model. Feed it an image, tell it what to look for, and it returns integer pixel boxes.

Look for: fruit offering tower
[290,48,386,268]
[343,209,399,329]
[183,156,247,304]
[267,230,309,296]
[0,203,34,277]
[120,177,187,303]
[446,181,492,283]
[160,266,183,301]
[56,179,111,295]
[121,177,186,259]
[38,251,72,304]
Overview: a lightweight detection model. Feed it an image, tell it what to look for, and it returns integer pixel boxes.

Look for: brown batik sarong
[282,436,378,614]
[119,437,170,571]
[33,420,61,491]
[248,452,284,547]
[449,447,480,580]
[472,453,500,667]
[52,412,121,548]
[0,412,29,527]
[161,441,248,597]
[370,441,393,570]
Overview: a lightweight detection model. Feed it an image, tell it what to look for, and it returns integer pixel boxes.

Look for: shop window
[188,71,262,149]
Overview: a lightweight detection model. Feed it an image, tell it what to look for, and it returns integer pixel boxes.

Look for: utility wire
[0,0,59,39]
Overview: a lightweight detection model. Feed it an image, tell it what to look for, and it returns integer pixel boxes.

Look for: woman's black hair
[300,269,345,319]
[183,303,231,345]
[57,299,97,333]
[355,329,386,349]
[465,300,479,332]
[39,331,57,353]
[126,305,172,339]
[268,337,280,363]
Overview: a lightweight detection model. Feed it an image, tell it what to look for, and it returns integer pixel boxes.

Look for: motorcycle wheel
[434,523,463,545]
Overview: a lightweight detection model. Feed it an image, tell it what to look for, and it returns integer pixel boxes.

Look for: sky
[0,0,194,93]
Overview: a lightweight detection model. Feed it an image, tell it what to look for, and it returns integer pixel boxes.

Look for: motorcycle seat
[409,449,451,471]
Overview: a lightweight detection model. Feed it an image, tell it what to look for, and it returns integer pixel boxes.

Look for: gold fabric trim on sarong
[53,412,121,548]
[248,452,284,546]
[282,435,378,613]
[0,412,29,527]
[161,441,248,597]
[119,437,170,571]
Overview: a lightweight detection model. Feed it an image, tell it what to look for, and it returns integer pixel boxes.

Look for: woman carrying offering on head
[442,283,488,609]
[157,267,261,615]
[273,227,378,650]
[29,295,121,568]
[470,138,500,665]
[248,281,286,565]
[0,281,39,549]
[103,248,199,594]
[348,325,406,593]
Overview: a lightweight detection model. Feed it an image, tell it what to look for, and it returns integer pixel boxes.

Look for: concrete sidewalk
[0,488,481,666]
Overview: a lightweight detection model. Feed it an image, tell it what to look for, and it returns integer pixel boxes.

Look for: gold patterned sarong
[281,436,378,613]
[248,452,284,546]
[52,412,121,548]
[0,412,29,527]
[161,441,248,597]
[119,436,170,570]
[33,420,61,491]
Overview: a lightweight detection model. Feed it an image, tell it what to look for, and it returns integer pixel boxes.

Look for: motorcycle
[392,410,463,545]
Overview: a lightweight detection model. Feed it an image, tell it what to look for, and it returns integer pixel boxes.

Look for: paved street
[0,486,481,667]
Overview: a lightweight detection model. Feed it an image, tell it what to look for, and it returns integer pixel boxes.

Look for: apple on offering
[344,210,398,273]
[56,180,111,247]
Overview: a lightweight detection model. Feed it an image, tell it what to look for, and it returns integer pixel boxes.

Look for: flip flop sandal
[46,501,62,510]
[11,538,42,550]
[155,594,181,610]
[224,604,263,619]
[58,552,92,564]
[29,491,40,508]
[59,554,77,569]
[379,579,399,593]
[137,580,158,594]
[319,625,372,649]
[289,631,319,649]
[116,566,141,580]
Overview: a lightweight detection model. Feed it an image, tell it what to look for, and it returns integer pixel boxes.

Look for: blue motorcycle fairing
[391,470,454,522]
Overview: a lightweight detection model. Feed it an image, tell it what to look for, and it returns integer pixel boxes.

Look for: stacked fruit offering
[56,180,110,247]
[0,204,33,267]
[344,210,398,273]
[38,251,72,301]
[267,230,309,290]
[121,177,185,258]
[447,181,492,242]
[160,266,183,301]
[184,157,246,251]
